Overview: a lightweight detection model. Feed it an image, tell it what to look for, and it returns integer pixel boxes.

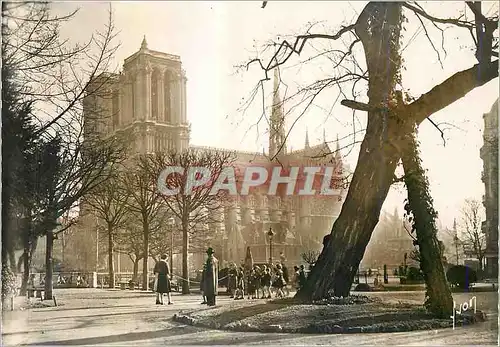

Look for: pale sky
[55,1,498,229]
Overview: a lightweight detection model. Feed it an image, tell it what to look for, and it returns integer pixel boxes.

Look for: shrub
[446,265,477,289]
[406,266,424,281]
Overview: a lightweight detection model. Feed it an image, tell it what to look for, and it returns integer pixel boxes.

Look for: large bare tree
[151,149,236,294]
[247,1,498,317]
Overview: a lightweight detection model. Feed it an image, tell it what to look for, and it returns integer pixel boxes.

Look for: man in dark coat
[204,247,219,306]
[153,254,172,305]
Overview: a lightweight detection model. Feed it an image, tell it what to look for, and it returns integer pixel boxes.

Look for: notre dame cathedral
[80,37,346,272]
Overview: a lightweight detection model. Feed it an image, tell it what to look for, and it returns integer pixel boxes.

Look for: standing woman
[153,254,172,305]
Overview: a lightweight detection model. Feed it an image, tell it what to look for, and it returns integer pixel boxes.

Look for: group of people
[154,246,311,307]
[225,262,307,300]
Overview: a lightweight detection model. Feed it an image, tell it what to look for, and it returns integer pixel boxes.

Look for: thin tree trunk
[107,224,115,289]
[133,256,140,282]
[401,130,453,318]
[19,249,30,296]
[141,220,149,290]
[8,248,16,273]
[19,232,36,296]
[182,217,190,294]
[45,231,54,300]
[296,2,404,301]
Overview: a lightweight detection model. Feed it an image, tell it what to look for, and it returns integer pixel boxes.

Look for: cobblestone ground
[2,289,497,346]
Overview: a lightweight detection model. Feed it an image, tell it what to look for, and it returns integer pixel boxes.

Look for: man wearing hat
[204,247,219,306]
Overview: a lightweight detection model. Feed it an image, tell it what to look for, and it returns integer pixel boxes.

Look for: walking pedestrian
[235,267,245,300]
[228,263,237,298]
[281,262,290,297]
[261,266,272,298]
[292,265,300,290]
[253,266,262,299]
[298,265,307,290]
[273,263,286,298]
[153,254,172,305]
[204,247,219,306]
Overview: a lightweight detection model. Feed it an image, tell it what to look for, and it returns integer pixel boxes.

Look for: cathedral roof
[190,141,337,167]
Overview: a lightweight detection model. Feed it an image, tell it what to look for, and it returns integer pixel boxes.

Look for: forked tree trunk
[107,224,115,289]
[296,2,405,301]
[141,220,149,290]
[401,130,453,318]
[45,231,54,300]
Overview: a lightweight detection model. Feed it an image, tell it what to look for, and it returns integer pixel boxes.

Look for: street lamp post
[267,227,275,265]
[168,217,175,273]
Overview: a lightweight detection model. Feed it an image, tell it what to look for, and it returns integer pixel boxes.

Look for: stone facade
[81,39,345,273]
[83,37,190,155]
[480,99,498,278]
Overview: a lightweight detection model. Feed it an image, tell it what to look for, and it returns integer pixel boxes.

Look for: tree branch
[402,2,473,29]
[409,60,499,125]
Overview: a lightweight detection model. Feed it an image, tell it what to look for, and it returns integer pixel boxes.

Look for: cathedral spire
[335,133,342,162]
[273,67,280,96]
[141,35,148,50]
[323,129,326,143]
[269,66,286,158]
[305,128,310,148]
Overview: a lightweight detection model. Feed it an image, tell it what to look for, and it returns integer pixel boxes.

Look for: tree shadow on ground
[26,323,303,346]
[26,325,199,345]
[22,324,299,346]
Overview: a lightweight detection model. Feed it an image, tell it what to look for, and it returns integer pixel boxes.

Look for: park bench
[118,281,128,290]
[27,286,45,300]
